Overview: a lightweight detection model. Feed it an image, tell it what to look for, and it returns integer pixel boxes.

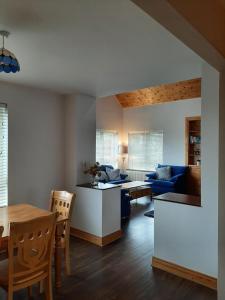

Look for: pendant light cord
[0,31,10,49]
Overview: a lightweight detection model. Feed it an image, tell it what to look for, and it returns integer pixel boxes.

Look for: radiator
[126,169,150,181]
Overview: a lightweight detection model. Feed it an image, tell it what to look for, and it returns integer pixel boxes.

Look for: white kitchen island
[71,183,122,246]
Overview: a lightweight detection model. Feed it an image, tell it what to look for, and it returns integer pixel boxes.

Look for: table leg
[55,223,63,289]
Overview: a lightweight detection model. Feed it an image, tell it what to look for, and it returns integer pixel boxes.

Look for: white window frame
[128,130,163,171]
[96,130,119,168]
[0,103,8,207]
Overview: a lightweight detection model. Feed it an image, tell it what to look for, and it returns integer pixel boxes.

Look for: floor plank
[0,198,217,300]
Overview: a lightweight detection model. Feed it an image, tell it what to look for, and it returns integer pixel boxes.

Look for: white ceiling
[0,0,203,97]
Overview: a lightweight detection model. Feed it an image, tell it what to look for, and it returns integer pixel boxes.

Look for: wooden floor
[0,198,217,300]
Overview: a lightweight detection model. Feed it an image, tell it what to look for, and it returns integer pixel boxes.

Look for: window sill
[126,168,155,172]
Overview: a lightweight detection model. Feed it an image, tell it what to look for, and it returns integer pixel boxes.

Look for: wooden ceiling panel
[116,78,201,108]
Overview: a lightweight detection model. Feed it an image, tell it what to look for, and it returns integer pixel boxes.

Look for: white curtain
[128,131,163,171]
[96,130,119,167]
[0,104,8,207]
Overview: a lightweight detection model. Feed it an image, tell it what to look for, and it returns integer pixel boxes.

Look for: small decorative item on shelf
[84,162,101,186]
[190,136,194,144]
[195,136,201,144]
[190,136,201,144]
[194,150,201,155]
[196,159,201,166]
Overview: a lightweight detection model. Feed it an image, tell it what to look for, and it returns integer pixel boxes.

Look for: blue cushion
[156,166,171,180]
[170,174,183,183]
[157,164,188,176]
[106,167,121,180]
[146,172,157,179]
[100,165,114,172]
[97,171,108,181]
[120,174,128,180]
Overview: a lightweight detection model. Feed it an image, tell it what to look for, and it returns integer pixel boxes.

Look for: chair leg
[65,242,71,275]
[7,290,13,300]
[28,286,32,298]
[45,275,53,300]
[39,280,44,294]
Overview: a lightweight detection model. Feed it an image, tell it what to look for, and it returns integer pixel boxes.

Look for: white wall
[0,81,65,209]
[65,93,96,190]
[96,96,201,166]
[0,82,97,213]
[154,63,219,277]
[123,99,201,165]
[74,186,121,236]
[96,96,123,142]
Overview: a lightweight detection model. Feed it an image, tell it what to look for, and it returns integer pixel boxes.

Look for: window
[128,131,163,171]
[96,130,119,167]
[0,104,8,207]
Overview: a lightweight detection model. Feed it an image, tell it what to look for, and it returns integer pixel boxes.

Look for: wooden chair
[0,226,4,248]
[49,190,75,275]
[0,225,4,249]
[0,226,3,237]
[0,214,57,300]
[0,226,7,261]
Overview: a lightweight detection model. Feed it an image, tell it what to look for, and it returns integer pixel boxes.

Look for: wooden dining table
[0,203,67,289]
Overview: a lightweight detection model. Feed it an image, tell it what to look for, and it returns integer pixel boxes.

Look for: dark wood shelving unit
[185,116,201,166]
[185,116,201,196]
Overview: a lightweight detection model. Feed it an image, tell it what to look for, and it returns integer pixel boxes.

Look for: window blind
[128,131,163,171]
[96,130,119,168]
[0,104,8,207]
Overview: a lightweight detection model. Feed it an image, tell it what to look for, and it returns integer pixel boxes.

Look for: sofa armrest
[146,172,157,179]
[151,179,175,187]
[120,173,128,180]
[170,174,184,183]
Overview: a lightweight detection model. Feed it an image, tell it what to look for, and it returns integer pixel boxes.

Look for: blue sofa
[145,164,188,194]
[99,165,130,185]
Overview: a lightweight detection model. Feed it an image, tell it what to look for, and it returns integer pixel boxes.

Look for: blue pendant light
[0,31,20,73]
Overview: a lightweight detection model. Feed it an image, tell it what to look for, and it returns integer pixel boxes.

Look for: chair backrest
[0,226,3,237]
[49,190,75,221]
[8,213,57,284]
[0,226,4,251]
